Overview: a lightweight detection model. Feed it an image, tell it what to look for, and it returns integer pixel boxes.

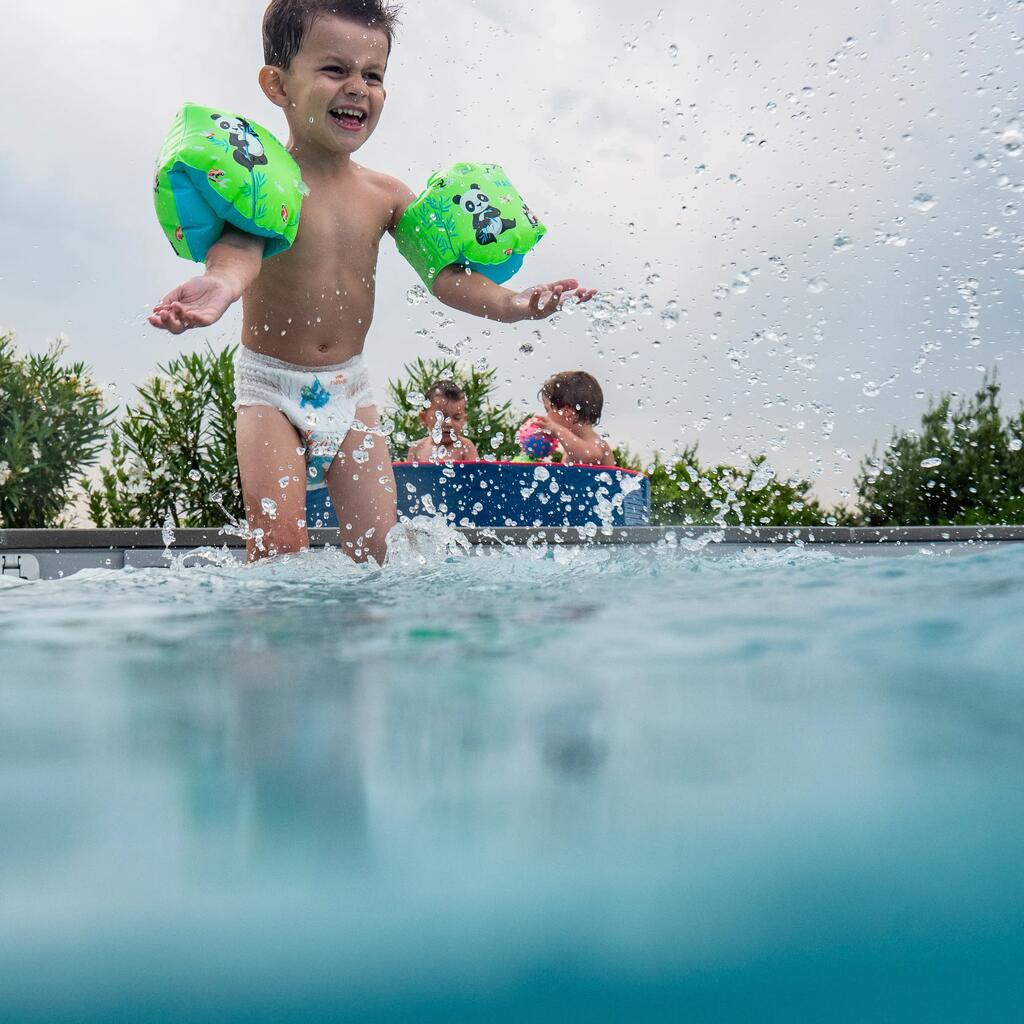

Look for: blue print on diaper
[300,378,331,409]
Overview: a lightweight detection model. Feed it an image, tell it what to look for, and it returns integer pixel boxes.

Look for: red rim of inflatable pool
[393,460,646,476]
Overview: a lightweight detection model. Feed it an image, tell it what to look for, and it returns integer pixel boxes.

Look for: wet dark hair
[540,371,604,425]
[263,0,402,69]
[425,380,466,405]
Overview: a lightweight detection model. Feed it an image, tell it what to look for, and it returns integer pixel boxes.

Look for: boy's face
[420,399,468,442]
[269,15,389,154]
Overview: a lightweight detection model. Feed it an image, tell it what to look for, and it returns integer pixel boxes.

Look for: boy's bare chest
[293,183,389,261]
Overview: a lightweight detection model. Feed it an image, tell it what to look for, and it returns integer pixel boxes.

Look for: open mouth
[329,106,368,131]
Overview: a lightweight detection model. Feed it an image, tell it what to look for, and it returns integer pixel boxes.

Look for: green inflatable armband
[395,162,547,290]
[154,103,307,263]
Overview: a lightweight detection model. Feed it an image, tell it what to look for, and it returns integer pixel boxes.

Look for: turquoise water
[2,538,1023,1022]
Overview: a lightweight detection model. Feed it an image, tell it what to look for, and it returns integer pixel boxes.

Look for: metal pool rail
[2,526,1023,581]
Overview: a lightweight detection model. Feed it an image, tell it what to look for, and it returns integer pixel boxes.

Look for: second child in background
[407,380,480,463]
[535,371,615,467]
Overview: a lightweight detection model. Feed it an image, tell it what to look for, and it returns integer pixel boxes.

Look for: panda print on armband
[211,114,269,172]
[452,185,517,246]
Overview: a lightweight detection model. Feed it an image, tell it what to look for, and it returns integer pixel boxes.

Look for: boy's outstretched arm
[149,227,265,335]
[385,179,595,322]
[432,266,597,323]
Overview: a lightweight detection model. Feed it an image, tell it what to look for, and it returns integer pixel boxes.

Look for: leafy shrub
[856,375,1024,525]
[0,332,111,528]
[617,445,849,527]
[84,347,243,528]
[384,357,524,462]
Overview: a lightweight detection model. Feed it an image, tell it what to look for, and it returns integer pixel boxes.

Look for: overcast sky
[1,0,1021,502]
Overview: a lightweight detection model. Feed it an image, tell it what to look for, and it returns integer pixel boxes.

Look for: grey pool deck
[1,526,1023,581]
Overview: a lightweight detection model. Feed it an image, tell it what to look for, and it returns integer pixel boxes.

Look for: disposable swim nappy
[234,348,375,488]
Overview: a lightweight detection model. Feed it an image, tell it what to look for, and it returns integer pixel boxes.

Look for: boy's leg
[236,405,309,562]
[325,405,397,565]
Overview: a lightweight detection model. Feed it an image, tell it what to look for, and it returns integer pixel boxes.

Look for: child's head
[540,371,604,426]
[260,0,402,153]
[419,380,469,440]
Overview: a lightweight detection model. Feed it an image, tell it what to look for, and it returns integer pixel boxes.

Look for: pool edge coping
[3,525,1024,550]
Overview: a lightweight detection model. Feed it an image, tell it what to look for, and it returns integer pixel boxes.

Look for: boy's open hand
[148,275,236,335]
[507,279,598,322]
[533,414,570,442]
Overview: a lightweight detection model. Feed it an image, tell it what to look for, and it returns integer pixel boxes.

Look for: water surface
[2,539,1022,1022]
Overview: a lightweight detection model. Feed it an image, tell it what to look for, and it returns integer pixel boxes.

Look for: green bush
[856,375,1024,525]
[384,357,524,462]
[617,445,850,527]
[84,347,243,528]
[0,332,111,528]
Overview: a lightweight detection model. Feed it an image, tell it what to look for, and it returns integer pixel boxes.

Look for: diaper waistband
[236,346,367,375]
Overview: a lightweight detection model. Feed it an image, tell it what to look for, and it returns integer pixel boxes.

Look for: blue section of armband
[466,252,525,285]
[168,163,293,263]
[168,165,221,263]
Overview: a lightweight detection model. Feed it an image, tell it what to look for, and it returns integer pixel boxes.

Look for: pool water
[2,537,1023,1022]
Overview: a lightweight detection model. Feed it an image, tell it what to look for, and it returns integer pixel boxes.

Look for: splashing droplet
[1001,122,1023,158]
[747,463,776,492]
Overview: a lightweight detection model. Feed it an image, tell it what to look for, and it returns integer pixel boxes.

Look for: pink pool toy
[516,417,558,461]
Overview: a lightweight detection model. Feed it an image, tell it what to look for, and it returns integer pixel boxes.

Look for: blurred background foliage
[84,347,243,529]
[616,446,853,527]
[0,332,111,528]
[856,375,1024,526]
[3,330,1023,530]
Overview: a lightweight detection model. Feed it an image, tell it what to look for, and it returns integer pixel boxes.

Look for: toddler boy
[535,371,615,467]
[149,0,595,563]
[406,380,480,463]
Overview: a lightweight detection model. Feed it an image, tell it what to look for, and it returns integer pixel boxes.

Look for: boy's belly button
[318,344,329,353]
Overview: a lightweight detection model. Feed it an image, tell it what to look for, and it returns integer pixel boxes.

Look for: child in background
[407,380,480,463]
[534,371,615,467]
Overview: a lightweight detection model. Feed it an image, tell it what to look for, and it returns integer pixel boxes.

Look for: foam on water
[3,535,1022,684]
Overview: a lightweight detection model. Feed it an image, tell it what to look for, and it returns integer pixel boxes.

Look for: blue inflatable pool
[307,462,651,529]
